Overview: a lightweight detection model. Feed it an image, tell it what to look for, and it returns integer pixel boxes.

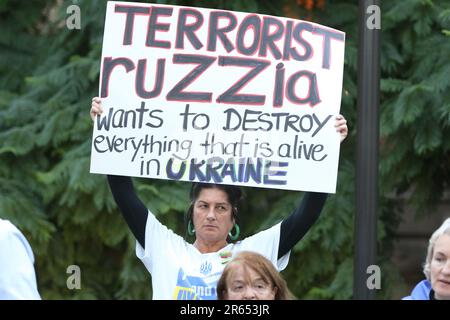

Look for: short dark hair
[184,183,244,239]
[189,183,243,208]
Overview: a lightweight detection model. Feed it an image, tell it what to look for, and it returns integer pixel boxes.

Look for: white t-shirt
[136,210,290,300]
[0,219,41,300]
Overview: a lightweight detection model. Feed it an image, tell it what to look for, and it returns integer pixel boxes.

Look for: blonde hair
[217,251,295,300]
[423,218,450,280]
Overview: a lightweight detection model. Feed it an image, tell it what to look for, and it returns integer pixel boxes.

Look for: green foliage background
[0,0,449,299]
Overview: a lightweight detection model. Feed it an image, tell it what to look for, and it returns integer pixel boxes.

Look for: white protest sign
[90,1,345,193]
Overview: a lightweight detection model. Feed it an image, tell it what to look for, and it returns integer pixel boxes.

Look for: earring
[188,220,195,236]
[228,224,240,241]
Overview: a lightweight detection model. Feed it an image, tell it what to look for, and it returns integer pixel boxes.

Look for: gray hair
[423,218,450,280]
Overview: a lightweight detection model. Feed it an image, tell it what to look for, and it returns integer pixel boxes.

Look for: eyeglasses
[230,281,273,294]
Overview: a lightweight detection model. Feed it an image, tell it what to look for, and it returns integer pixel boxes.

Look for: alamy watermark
[366,265,381,290]
[66,4,81,30]
[366,5,381,30]
[66,265,81,290]
[64,264,379,291]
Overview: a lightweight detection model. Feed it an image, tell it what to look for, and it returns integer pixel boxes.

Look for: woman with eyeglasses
[217,251,294,300]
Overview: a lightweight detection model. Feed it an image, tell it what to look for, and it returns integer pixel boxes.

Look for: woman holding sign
[90,97,347,300]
